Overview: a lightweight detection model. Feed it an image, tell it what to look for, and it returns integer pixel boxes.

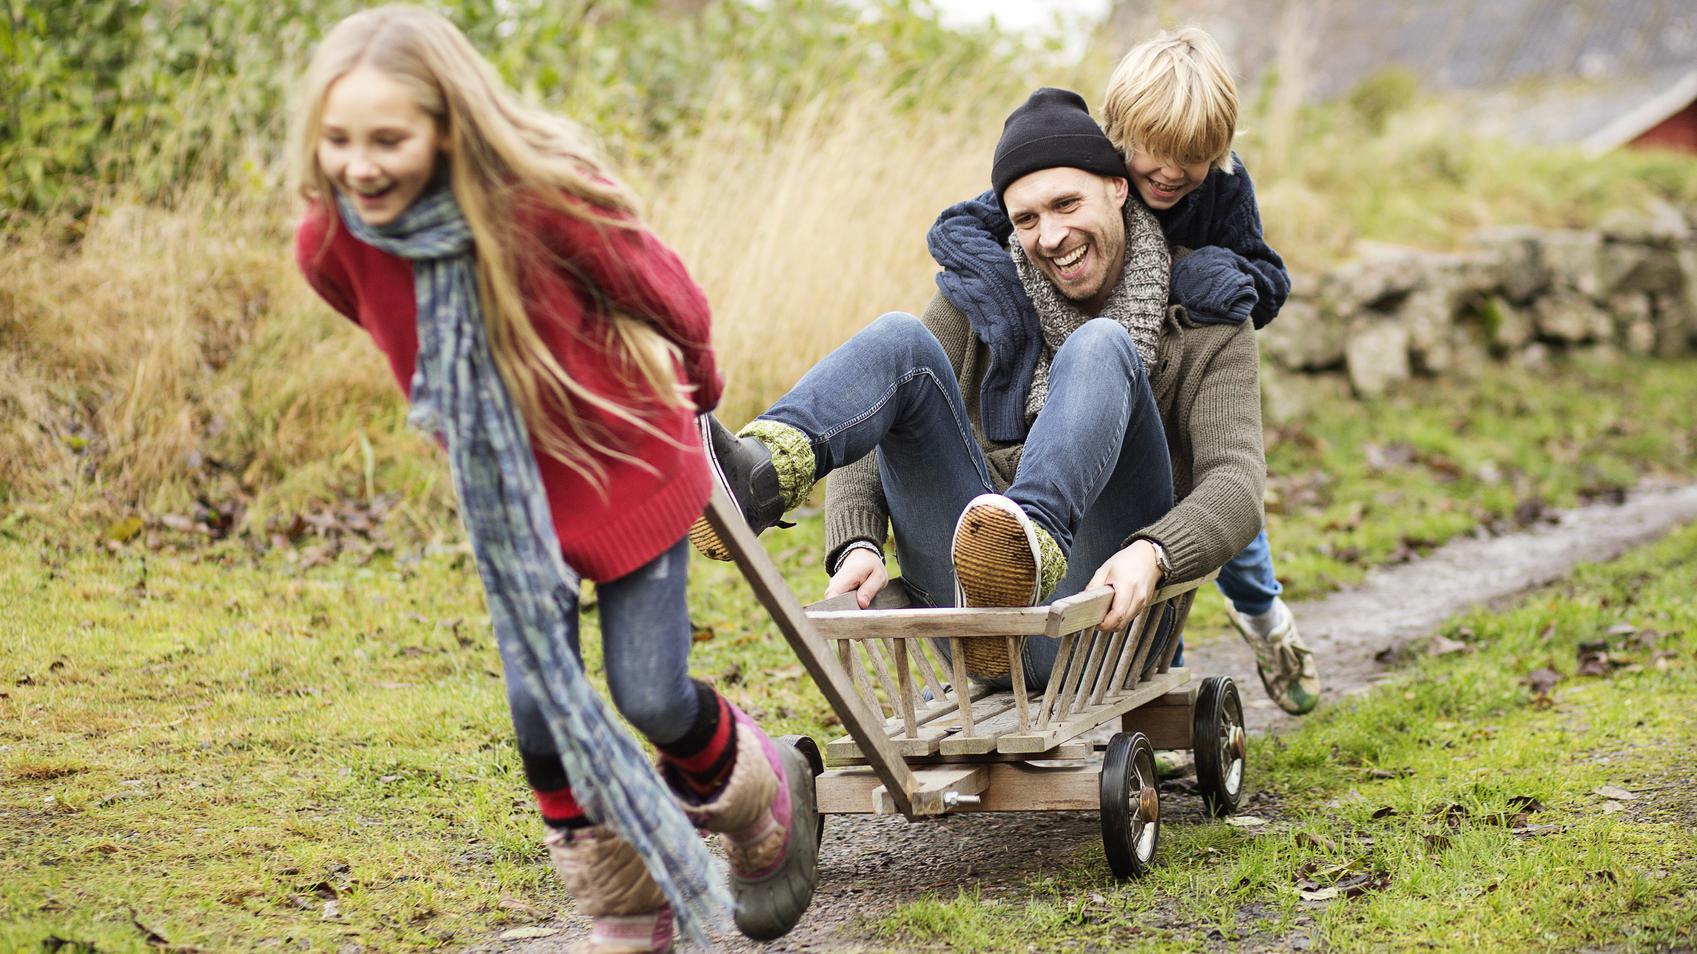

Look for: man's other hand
[824,547,889,608]
[1087,540,1163,632]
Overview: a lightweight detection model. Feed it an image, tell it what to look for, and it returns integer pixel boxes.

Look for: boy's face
[317,66,445,226]
[1125,150,1213,210]
[1003,166,1129,314]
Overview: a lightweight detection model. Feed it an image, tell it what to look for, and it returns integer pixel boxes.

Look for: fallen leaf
[1226,815,1268,828]
[1371,806,1398,819]
[1364,442,1419,473]
[1593,785,1637,801]
[1525,667,1563,694]
[1576,642,1612,677]
[322,899,341,921]
[1604,622,1638,638]
[498,927,560,940]
[1600,801,1626,814]
[1423,834,1452,851]
[1296,832,1337,851]
[104,516,145,543]
[690,624,716,643]
[1427,634,1471,656]
[1299,886,1340,901]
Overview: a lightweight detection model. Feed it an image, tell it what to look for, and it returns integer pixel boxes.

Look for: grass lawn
[878,518,1697,953]
[3,353,1697,951]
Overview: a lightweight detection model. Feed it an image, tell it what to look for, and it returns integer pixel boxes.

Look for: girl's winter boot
[676,707,819,940]
[543,826,676,953]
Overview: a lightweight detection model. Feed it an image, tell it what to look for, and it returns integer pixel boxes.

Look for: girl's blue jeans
[760,312,1180,689]
[500,536,699,766]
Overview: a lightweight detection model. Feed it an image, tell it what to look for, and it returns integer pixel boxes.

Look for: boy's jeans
[1217,529,1282,617]
[760,312,1177,689]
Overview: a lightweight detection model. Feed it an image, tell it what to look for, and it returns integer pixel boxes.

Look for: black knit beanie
[991,88,1126,207]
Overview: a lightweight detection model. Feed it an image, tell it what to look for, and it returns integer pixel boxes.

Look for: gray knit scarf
[336,187,728,946]
[1010,198,1170,424]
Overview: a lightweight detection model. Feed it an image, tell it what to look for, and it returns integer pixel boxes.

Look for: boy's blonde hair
[1102,27,1238,174]
[289,5,690,490]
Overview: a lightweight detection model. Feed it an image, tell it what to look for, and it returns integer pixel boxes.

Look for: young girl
[289,7,817,950]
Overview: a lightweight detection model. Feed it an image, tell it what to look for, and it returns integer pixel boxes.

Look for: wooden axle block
[1119,686,1196,749]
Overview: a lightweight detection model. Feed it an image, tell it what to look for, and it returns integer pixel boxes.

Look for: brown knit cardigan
[822,292,1266,585]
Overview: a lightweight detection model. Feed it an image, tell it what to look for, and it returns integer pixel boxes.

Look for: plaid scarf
[1009,197,1170,425]
[336,187,728,946]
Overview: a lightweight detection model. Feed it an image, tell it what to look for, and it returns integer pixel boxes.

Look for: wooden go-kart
[703,485,1247,877]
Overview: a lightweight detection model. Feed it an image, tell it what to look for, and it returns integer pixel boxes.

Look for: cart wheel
[1193,676,1246,817]
[1099,731,1160,879]
[780,734,826,846]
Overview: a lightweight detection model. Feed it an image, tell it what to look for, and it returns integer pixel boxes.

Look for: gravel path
[478,479,1697,953]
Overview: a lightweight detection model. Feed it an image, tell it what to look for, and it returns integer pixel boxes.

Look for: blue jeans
[761,313,1177,689]
[502,537,699,768]
[1216,529,1282,616]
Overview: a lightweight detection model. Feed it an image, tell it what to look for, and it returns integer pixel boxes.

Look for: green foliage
[1346,67,1421,134]
[0,0,1021,218]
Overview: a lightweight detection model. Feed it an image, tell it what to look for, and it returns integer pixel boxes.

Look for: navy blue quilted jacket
[926,153,1288,443]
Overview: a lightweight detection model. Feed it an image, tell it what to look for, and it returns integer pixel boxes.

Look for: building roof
[1104,0,1697,149]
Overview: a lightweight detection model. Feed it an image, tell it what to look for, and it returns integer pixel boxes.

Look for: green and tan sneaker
[1224,597,1320,715]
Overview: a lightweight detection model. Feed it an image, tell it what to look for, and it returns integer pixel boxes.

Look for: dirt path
[482,479,1697,954]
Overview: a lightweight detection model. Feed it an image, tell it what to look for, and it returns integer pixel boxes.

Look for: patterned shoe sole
[951,499,1038,608]
[687,514,732,562]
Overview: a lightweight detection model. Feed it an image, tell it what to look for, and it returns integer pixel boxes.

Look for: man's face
[1125,149,1212,211]
[1004,166,1129,313]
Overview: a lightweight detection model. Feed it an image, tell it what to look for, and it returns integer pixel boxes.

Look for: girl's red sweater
[294,197,723,582]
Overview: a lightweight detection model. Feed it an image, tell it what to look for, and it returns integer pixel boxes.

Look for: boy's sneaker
[1224,597,1320,715]
[690,415,790,561]
[950,494,1067,607]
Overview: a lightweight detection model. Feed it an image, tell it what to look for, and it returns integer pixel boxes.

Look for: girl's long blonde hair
[289,5,691,489]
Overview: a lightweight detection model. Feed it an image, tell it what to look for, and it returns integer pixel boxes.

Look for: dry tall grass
[643,88,1001,426]
[0,85,1008,533]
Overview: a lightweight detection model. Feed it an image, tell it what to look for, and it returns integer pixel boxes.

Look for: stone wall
[1257,200,1697,414]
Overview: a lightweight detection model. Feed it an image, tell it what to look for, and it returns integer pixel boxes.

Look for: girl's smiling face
[1125,149,1212,210]
[316,65,444,225]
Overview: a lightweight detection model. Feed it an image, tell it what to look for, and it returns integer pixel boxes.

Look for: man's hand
[1087,540,1164,633]
[824,546,889,608]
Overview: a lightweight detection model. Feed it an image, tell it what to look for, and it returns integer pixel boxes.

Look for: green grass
[878,521,1697,952]
[3,352,1697,951]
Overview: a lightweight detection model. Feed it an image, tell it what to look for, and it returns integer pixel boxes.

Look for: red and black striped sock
[521,748,592,831]
[657,680,739,800]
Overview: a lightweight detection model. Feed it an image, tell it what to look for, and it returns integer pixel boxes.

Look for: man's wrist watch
[1146,539,1171,581]
[832,539,882,575]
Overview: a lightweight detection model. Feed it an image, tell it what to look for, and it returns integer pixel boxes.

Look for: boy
[1100,26,1318,714]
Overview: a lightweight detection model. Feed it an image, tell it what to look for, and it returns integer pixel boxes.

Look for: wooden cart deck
[701,484,1224,820]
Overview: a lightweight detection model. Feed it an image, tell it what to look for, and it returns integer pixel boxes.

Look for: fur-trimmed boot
[675,709,819,940]
[543,826,675,953]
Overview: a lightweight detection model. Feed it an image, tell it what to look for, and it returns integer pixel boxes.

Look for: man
[691,88,1264,688]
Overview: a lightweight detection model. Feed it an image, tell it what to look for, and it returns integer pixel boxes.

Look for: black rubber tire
[780,734,826,846]
[1099,731,1160,879]
[1193,676,1247,817]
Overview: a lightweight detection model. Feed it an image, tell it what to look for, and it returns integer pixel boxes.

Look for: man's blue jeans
[1217,529,1282,617]
[760,312,1176,689]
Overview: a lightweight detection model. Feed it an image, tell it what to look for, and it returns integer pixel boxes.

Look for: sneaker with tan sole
[950,493,1066,607]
